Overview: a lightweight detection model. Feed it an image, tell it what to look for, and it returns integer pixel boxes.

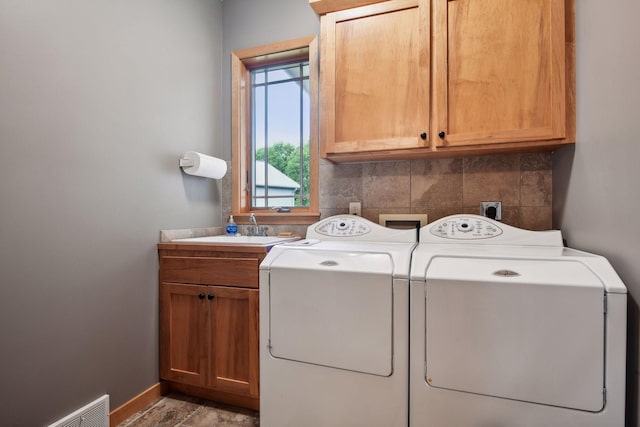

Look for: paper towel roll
[180,151,227,179]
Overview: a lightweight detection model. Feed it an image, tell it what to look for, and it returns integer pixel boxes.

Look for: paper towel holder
[179,157,195,168]
[179,151,228,180]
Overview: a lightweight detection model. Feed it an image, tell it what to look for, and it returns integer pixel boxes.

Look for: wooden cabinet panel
[310,0,388,15]
[160,283,208,387]
[432,0,566,147]
[161,256,260,288]
[321,0,430,155]
[210,287,259,397]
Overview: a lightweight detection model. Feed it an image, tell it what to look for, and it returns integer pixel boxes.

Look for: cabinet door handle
[198,293,205,300]
[438,131,446,139]
[420,132,427,140]
[207,294,215,300]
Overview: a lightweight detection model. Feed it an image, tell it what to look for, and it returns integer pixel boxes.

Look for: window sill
[231,212,321,225]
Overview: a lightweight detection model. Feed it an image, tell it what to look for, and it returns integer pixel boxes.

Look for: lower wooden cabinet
[160,282,259,398]
[157,244,267,411]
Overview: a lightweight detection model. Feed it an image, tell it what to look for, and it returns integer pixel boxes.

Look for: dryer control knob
[456,222,474,233]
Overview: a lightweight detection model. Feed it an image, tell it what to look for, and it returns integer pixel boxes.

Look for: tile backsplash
[222,152,552,236]
[320,153,552,231]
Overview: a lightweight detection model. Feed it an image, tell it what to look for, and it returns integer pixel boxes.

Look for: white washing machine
[410,214,627,427]
[259,215,417,427]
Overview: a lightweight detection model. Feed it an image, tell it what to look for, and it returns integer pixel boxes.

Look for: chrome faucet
[247,213,268,236]
[249,213,258,227]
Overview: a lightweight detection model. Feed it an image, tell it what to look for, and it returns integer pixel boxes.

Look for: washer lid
[424,257,605,412]
[268,249,394,376]
[426,256,604,289]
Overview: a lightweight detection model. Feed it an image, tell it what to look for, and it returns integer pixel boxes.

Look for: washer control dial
[456,222,474,233]
[430,217,503,239]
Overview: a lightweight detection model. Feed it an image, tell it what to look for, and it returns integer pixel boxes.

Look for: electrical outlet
[349,202,362,216]
[480,201,502,220]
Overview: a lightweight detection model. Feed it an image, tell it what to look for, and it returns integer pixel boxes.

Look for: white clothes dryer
[410,214,627,427]
[260,215,417,427]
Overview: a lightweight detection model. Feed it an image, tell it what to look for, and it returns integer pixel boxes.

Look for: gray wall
[552,0,640,424]
[0,1,223,425]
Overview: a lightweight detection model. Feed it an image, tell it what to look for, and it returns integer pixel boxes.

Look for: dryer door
[268,249,394,376]
[424,257,605,412]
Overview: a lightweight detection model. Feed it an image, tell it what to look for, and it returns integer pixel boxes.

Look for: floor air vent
[48,395,109,427]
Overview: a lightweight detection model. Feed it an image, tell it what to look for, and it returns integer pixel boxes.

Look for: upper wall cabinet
[320,0,431,157]
[315,0,575,162]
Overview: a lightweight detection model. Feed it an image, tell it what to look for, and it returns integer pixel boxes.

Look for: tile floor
[118,393,259,427]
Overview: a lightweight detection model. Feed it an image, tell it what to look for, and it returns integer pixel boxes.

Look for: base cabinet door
[160,283,208,387]
[209,286,260,397]
[160,283,259,399]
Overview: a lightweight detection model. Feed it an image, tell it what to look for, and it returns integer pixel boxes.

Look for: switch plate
[349,202,362,216]
[480,201,502,220]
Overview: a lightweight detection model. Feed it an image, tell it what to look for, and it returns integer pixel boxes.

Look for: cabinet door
[160,283,208,387]
[208,286,259,397]
[321,0,430,156]
[432,0,566,147]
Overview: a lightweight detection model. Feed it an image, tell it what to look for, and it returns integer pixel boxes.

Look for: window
[231,36,319,225]
[251,61,310,208]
